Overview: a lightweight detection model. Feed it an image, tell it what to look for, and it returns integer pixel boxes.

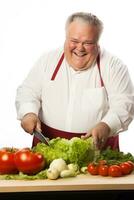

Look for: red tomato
[108,165,122,177]
[87,163,99,175]
[0,148,18,174]
[120,162,133,175]
[14,148,45,175]
[98,165,109,176]
[127,161,134,170]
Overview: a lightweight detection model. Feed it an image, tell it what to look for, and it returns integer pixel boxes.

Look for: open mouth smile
[73,52,87,57]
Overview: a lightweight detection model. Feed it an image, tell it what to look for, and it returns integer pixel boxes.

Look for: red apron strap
[97,54,104,87]
[51,53,64,80]
[51,52,103,86]
[32,123,119,150]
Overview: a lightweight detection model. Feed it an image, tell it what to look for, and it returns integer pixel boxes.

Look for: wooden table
[0,174,134,199]
[0,173,134,192]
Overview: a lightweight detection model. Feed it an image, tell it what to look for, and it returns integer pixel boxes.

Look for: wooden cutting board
[0,173,134,192]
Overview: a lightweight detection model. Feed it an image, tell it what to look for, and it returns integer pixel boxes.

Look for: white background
[0,0,134,153]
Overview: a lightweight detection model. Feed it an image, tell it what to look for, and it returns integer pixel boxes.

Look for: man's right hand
[21,113,41,134]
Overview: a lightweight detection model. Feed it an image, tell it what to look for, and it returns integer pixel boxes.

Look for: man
[15,12,134,149]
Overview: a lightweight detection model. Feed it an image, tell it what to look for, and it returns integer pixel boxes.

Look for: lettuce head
[33,137,95,167]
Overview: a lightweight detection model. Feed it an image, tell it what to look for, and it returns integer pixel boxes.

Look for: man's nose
[77,42,85,51]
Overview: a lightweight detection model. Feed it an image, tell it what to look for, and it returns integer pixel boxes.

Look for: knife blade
[33,130,50,146]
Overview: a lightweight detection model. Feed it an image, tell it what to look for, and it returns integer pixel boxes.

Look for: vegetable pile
[0,137,94,180]
[0,139,134,180]
[87,148,134,177]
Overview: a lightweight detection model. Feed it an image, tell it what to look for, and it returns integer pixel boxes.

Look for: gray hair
[65,12,103,39]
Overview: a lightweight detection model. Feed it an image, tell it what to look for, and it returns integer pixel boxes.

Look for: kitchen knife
[33,130,50,146]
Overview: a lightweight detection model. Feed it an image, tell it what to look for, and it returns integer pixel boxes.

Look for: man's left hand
[81,122,111,149]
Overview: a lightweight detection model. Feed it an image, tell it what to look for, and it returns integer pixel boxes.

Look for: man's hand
[81,122,111,149]
[21,113,41,134]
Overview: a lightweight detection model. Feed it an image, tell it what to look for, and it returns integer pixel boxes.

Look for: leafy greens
[33,137,95,167]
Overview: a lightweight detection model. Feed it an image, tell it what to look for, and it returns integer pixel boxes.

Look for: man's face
[64,20,99,70]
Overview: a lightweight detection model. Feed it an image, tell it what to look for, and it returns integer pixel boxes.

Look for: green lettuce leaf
[33,137,94,167]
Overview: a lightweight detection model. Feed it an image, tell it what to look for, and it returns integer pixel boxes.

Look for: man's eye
[71,40,78,43]
[84,42,94,46]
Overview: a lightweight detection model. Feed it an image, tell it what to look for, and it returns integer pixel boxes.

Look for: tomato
[0,147,18,174]
[87,163,99,175]
[98,164,109,176]
[127,161,134,170]
[108,165,122,177]
[14,148,45,175]
[120,162,133,175]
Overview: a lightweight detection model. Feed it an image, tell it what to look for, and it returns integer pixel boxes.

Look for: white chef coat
[15,47,134,136]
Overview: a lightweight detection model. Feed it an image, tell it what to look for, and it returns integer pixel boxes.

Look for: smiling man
[15,12,134,150]
[64,16,100,70]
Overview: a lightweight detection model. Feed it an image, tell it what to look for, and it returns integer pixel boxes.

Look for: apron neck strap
[51,52,104,87]
[51,53,64,80]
